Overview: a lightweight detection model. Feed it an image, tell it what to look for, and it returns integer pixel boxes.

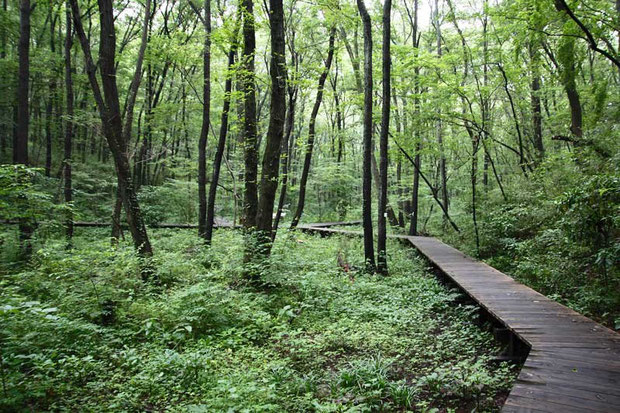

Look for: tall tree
[289,26,335,229]
[0,0,7,157]
[15,0,32,254]
[405,0,422,236]
[45,4,57,177]
[64,1,74,241]
[377,0,391,274]
[255,0,286,253]
[14,0,29,167]
[553,7,583,141]
[357,0,375,272]
[241,0,258,230]
[198,0,212,239]
[205,17,240,245]
[70,0,153,258]
[272,35,299,239]
[112,0,152,242]
[435,0,448,214]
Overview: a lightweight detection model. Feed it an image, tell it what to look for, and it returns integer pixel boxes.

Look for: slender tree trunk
[553,5,583,140]
[15,0,32,254]
[396,161,404,227]
[205,36,238,244]
[335,89,343,164]
[289,27,336,228]
[482,6,490,188]
[70,0,153,258]
[45,9,57,177]
[255,0,286,255]
[471,137,480,256]
[112,0,151,242]
[272,82,297,239]
[357,0,375,272]
[15,0,30,166]
[530,42,544,161]
[407,0,421,236]
[409,148,421,235]
[64,2,74,241]
[341,24,398,229]
[242,0,258,230]
[377,0,391,274]
[198,0,211,238]
[0,0,7,157]
[497,63,530,176]
[435,0,448,215]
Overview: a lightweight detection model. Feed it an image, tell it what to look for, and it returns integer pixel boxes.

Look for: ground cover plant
[0,229,516,412]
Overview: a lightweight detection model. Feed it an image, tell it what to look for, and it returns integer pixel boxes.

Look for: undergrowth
[1,229,516,412]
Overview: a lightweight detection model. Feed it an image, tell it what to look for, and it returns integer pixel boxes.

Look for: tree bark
[255,0,286,254]
[205,28,239,244]
[272,84,297,239]
[289,27,336,228]
[377,0,391,274]
[553,5,583,141]
[15,0,30,166]
[241,0,258,230]
[198,0,211,238]
[357,0,375,272]
[529,39,544,161]
[45,7,58,178]
[0,0,7,157]
[64,1,74,241]
[112,0,151,242]
[15,0,32,254]
[407,0,421,236]
[435,0,448,215]
[70,0,153,258]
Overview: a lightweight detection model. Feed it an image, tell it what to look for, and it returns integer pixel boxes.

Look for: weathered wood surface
[300,225,620,412]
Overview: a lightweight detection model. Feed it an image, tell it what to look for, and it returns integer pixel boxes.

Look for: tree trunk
[15,0,33,254]
[471,137,480,257]
[241,0,258,230]
[70,0,153,258]
[529,41,544,161]
[64,2,74,241]
[554,6,583,140]
[289,27,336,228]
[435,0,448,215]
[357,0,375,272]
[205,34,238,244]
[198,0,211,238]
[255,0,286,255]
[112,0,151,241]
[0,0,7,157]
[377,0,391,274]
[272,81,298,239]
[15,0,29,166]
[45,8,57,178]
[405,0,421,236]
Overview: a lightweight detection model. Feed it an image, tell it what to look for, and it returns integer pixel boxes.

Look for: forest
[0,0,619,410]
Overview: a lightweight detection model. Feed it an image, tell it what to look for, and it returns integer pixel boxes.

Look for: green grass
[0,229,517,412]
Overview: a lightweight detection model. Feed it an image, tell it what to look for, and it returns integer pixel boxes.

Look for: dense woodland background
[2,0,620,314]
[3,0,617,318]
[0,0,619,408]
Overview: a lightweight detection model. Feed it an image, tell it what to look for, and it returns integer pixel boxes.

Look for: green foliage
[0,230,516,411]
[0,164,61,224]
[438,153,620,327]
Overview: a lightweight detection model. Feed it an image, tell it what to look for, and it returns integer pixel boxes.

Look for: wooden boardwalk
[300,224,620,412]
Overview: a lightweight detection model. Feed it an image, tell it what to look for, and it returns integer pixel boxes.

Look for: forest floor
[1,229,517,412]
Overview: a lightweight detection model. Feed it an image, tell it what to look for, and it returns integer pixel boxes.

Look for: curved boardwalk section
[301,225,620,412]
